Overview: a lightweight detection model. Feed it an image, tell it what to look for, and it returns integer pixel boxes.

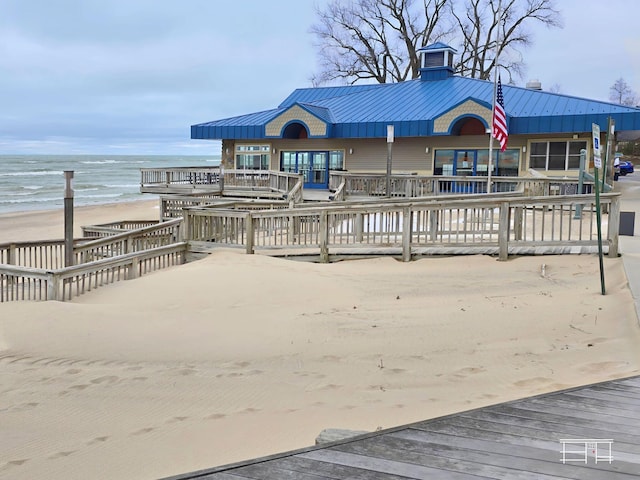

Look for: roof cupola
[417,42,456,81]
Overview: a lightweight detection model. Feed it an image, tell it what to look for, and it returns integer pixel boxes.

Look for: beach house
[191,43,640,191]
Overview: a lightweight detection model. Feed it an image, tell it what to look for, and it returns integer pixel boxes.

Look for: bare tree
[451,0,561,82]
[311,0,561,85]
[610,78,639,106]
[310,0,450,85]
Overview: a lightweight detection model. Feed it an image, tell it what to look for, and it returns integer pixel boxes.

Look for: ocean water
[0,154,220,215]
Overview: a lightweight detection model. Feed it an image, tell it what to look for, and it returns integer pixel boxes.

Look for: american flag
[493,75,508,152]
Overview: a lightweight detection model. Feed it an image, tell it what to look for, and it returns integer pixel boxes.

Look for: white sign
[592,123,601,155]
[387,125,394,143]
[592,123,602,168]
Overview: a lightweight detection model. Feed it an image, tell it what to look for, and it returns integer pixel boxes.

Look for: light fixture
[349,148,354,155]
[572,134,579,139]
[272,147,276,154]
[225,147,229,154]
[425,147,430,154]
[523,146,527,153]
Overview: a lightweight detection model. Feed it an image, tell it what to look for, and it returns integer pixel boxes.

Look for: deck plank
[390,429,637,479]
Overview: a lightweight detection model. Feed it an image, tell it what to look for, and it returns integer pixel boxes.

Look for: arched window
[282,122,309,139]
[451,117,486,136]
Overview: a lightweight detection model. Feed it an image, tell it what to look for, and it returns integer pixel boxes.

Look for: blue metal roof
[417,41,457,53]
[192,75,640,140]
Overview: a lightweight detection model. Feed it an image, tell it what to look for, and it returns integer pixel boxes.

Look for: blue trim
[420,67,453,81]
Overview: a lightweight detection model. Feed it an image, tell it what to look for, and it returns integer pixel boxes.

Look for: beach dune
[1,202,640,480]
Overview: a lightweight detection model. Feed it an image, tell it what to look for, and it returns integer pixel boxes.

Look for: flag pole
[487,0,502,194]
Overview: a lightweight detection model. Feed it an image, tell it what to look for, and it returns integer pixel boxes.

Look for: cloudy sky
[0,0,638,156]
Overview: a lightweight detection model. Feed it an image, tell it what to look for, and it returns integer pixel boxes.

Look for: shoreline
[0,198,159,243]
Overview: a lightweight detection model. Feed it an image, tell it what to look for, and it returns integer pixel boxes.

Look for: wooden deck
[164,375,640,479]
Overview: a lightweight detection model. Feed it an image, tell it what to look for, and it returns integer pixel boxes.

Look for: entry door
[310,152,328,187]
[455,150,476,176]
[298,152,311,183]
[280,151,329,188]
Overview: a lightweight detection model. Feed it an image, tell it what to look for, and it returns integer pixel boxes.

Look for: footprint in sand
[65,368,82,375]
[452,366,486,378]
[239,407,261,414]
[513,377,552,388]
[579,361,630,375]
[131,427,155,436]
[166,416,188,424]
[69,384,90,391]
[48,451,75,459]
[87,436,109,445]
[0,459,29,470]
[387,368,406,374]
[4,402,39,412]
[90,376,119,385]
[205,413,226,420]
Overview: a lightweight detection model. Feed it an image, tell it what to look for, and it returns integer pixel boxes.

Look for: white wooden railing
[184,193,620,262]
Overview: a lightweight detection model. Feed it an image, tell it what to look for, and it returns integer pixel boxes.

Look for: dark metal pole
[64,171,74,267]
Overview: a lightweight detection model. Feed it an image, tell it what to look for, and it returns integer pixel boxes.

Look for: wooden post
[429,209,438,241]
[319,211,329,263]
[64,171,74,267]
[355,212,363,242]
[8,243,16,265]
[47,273,59,301]
[245,213,254,254]
[608,195,620,258]
[402,207,411,262]
[514,206,523,240]
[128,258,140,280]
[498,201,510,261]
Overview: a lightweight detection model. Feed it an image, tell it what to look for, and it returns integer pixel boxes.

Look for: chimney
[526,79,542,90]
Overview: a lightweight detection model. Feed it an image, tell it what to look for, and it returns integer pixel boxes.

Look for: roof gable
[265,103,331,138]
[433,98,492,134]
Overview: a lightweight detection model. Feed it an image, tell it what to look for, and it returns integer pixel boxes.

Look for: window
[529,141,587,170]
[329,150,344,170]
[433,149,519,176]
[434,150,454,175]
[235,145,271,170]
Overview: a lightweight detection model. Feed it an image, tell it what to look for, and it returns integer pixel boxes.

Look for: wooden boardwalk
[164,375,640,479]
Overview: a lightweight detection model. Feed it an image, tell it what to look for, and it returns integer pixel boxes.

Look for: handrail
[82,220,160,238]
[329,177,346,202]
[74,218,183,264]
[184,192,620,263]
[1,243,187,302]
[285,175,304,205]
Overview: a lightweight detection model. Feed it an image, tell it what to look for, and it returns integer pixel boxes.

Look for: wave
[0,196,62,205]
[0,170,64,177]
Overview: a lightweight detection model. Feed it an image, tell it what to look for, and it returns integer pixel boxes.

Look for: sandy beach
[1,200,640,480]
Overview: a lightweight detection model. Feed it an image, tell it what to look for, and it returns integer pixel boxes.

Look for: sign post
[64,171,74,267]
[386,125,394,198]
[591,123,605,295]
